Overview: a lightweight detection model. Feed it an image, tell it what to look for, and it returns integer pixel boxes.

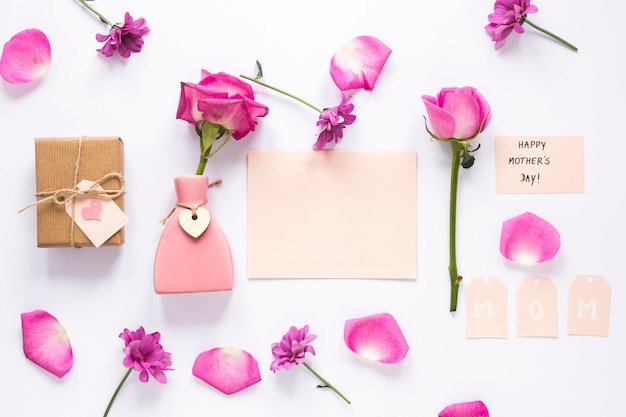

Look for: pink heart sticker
[81,198,103,221]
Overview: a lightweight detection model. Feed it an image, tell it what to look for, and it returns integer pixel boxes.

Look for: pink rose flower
[421,87,491,312]
[177,70,269,175]
[177,70,269,140]
[422,87,491,140]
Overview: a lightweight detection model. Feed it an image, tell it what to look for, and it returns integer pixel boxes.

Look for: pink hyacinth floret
[485,0,538,50]
[120,326,172,383]
[96,12,150,58]
[0,28,51,84]
[344,313,409,364]
[270,325,317,371]
[314,93,356,150]
[330,35,392,91]
[439,401,490,417]
[21,309,73,378]
[193,346,261,395]
[500,211,560,265]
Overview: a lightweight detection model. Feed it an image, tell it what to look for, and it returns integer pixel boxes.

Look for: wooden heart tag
[178,207,211,238]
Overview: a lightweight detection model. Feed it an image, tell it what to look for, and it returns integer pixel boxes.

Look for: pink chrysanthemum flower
[270,325,350,404]
[485,0,538,50]
[270,325,317,371]
[120,326,172,383]
[485,0,577,51]
[314,93,357,150]
[103,327,173,417]
[76,0,149,58]
[96,12,150,58]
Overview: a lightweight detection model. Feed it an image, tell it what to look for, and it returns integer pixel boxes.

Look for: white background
[1,1,624,416]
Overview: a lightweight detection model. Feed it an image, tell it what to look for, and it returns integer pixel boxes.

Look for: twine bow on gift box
[18,172,125,214]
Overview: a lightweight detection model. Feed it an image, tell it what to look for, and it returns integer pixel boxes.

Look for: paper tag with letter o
[465,277,508,339]
[516,276,558,338]
[568,275,610,336]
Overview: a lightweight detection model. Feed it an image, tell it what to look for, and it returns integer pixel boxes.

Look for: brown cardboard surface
[34,136,125,247]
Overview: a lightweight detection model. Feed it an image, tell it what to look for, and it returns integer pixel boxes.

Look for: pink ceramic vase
[154,175,233,293]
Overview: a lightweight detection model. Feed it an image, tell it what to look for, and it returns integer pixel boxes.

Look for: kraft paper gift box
[33,136,126,247]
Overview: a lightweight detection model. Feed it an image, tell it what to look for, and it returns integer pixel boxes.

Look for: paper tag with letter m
[568,275,611,336]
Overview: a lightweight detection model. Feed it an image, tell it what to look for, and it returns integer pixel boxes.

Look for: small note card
[495,136,584,194]
[64,180,129,248]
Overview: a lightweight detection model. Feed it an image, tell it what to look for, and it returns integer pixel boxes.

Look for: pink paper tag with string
[64,180,129,247]
[516,276,558,338]
[568,275,611,336]
[465,277,508,339]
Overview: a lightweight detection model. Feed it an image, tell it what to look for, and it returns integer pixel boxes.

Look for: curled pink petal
[330,35,392,91]
[439,401,489,417]
[0,29,51,84]
[193,346,261,394]
[21,310,73,378]
[344,313,409,364]
[500,212,560,265]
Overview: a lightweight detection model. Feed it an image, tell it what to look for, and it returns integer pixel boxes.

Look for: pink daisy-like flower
[485,0,538,50]
[330,35,392,91]
[314,93,356,150]
[439,400,490,417]
[96,12,150,58]
[500,211,560,265]
[119,326,173,383]
[21,310,73,378]
[193,346,261,395]
[0,28,51,84]
[344,313,409,364]
[270,324,317,371]
[269,324,350,404]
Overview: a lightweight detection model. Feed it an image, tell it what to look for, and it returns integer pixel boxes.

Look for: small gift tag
[178,207,211,238]
[516,276,558,338]
[64,180,129,247]
[465,277,508,339]
[568,275,611,336]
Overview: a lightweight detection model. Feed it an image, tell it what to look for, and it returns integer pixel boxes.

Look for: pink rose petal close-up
[344,312,409,364]
[439,400,489,417]
[192,346,261,394]
[330,35,392,91]
[500,211,561,265]
[21,309,73,378]
[0,28,51,84]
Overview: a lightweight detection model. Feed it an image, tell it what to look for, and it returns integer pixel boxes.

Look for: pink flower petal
[439,401,489,417]
[21,310,73,378]
[0,29,51,84]
[344,313,409,364]
[330,35,392,91]
[422,95,456,139]
[193,346,261,394]
[500,212,561,265]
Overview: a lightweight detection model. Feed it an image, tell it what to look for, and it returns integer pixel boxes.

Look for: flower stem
[103,368,132,417]
[302,362,350,404]
[448,140,462,312]
[196,157,207,176]
[524,19,578,52]
[239,74,322,114]
[77,0,113,27]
